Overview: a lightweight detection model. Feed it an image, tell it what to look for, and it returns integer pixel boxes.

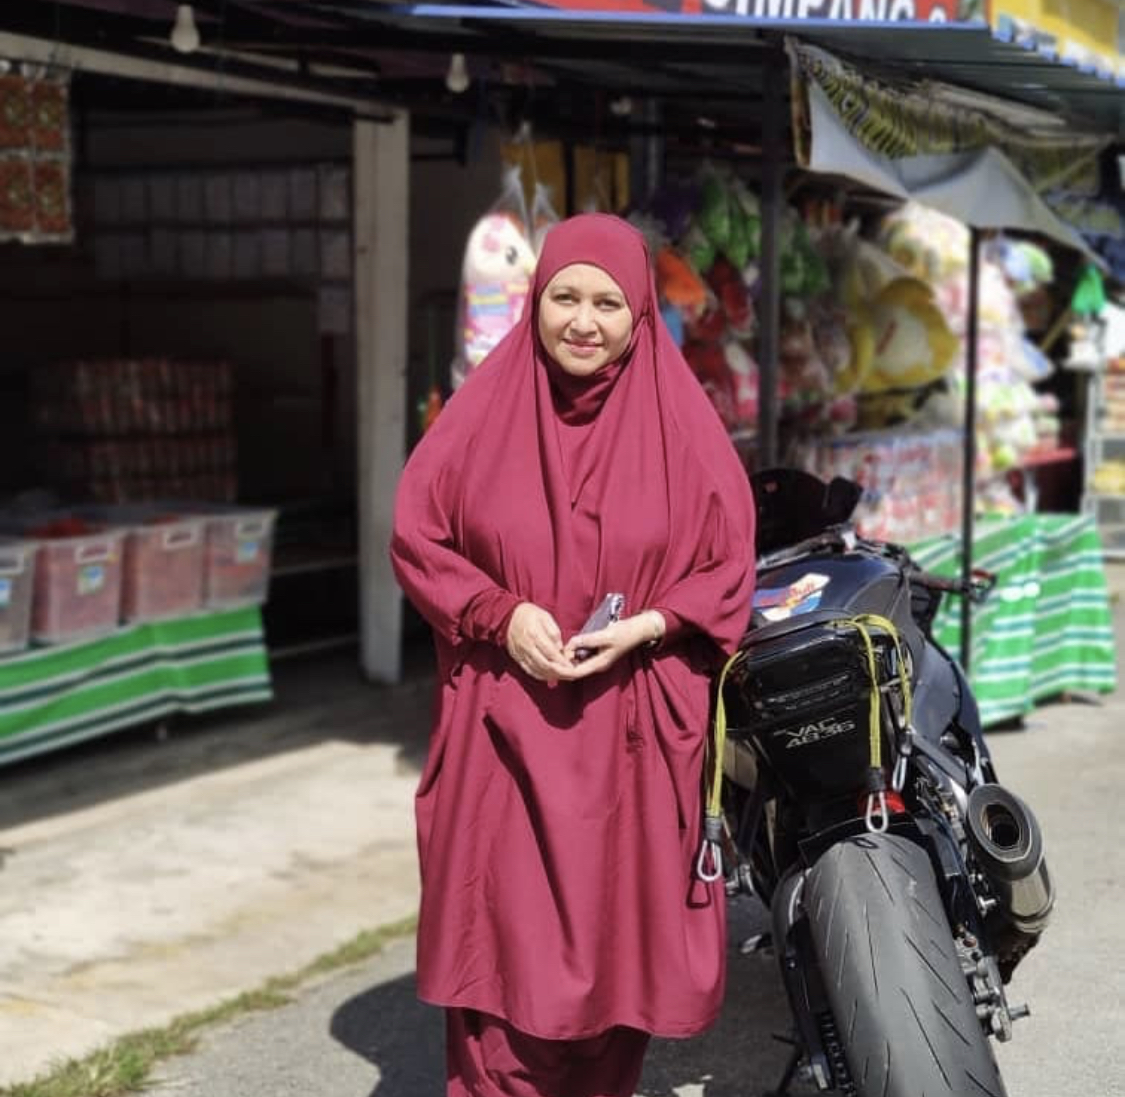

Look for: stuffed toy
[705,257,754,336]
[454,212,537,388]
[864,278,959,393]
[724,340,759,426]
[656,247,708,322]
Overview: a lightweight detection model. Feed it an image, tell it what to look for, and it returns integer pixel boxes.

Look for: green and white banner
[910,514,1117,727]
[0,606,272,766]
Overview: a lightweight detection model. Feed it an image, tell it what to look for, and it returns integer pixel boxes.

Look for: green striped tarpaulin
[0,606,272,766]
[909,513,1117,727]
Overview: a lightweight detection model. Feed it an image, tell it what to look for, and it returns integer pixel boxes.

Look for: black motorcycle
[704,468,1054,1097]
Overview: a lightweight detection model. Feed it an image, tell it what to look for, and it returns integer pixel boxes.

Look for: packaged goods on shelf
[1102,372,1125,434]
[793,428,964,544]
[43,435,237,504]
[1093,461,1125,495]
[0,539,37,654]
[0,515,126,645]
[31,358,233,436]
[30,358,238,503]
[640,181,1075,517]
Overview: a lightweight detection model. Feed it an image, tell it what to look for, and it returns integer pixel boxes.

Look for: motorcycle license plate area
[724,621,886,801]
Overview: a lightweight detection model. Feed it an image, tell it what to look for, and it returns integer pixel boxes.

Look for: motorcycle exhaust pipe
[965,784,1054,936]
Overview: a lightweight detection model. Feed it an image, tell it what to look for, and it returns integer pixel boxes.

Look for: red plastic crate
[0,539,37,654]
[121,514,206,622]
[9,517,126,644]
[201,508,276,608]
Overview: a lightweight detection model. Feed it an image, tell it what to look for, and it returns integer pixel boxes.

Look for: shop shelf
[1098,523,1125,560]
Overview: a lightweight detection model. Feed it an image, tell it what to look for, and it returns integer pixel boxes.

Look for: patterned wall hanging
[0,66,73,243]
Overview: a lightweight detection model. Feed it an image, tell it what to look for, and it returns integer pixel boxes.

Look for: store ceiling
[4,0,1123,143]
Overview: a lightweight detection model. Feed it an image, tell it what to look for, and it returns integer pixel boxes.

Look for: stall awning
[373,3,1125,139]
[789,39,1112,256]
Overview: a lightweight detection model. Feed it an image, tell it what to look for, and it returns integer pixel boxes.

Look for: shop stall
[0,12,404,763]
[0,0,1120,762]
[388,1,1122,705]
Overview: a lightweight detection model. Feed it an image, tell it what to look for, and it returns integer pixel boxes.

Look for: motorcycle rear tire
[804,833,1008,1097]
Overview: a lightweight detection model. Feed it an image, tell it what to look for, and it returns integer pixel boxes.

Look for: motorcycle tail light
[857,790,907,816]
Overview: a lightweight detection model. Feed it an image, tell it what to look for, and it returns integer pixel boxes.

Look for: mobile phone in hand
[574,593,625,661]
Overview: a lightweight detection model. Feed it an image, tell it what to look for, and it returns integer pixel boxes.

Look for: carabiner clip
[695,814,724,882]
[892,727,916,793]
[892,751,909,792]
[865,790,889,834]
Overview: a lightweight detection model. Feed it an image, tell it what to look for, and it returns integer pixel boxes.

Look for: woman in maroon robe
[391,213,756,1096]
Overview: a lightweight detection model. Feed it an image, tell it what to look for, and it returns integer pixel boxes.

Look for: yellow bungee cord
[695,613,914,881]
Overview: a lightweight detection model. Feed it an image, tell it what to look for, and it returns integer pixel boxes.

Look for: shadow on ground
[0,637,437,831]
[329,898,818,1097]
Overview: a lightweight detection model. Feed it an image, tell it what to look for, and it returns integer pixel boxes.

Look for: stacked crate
[0,503,277,653]
[31,358,237,504]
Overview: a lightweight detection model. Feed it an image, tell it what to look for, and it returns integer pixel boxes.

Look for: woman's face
[537,263,634,378]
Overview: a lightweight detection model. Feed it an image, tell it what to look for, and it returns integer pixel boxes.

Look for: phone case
[575,593,625,660]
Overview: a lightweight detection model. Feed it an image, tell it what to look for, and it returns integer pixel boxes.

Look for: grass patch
[1,913,417,1097]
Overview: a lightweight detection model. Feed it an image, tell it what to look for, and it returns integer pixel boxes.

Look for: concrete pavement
[0,650,431,1086]
[2,576,1124,1094]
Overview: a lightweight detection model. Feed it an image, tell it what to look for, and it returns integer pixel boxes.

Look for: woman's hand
[563,610,665,677]
[506,603,579,683]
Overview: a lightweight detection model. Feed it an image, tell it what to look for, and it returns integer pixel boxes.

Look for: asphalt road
[150,611,1125,1097]
[149,898,821,1097]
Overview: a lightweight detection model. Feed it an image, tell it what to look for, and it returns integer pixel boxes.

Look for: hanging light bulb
[170,4,201,54]
[445,53,470,95]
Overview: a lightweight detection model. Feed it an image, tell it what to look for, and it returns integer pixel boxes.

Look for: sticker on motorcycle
[773,715,857,748]
[753,572,830,622]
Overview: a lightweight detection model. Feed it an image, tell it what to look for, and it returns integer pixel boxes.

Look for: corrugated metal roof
[354,3,1125,137]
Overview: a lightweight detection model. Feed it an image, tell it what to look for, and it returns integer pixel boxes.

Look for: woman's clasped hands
[505,602,665,683]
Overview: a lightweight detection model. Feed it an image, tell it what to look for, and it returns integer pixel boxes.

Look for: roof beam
[0,29,394,117]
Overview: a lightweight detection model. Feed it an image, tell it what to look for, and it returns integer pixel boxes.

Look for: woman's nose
[571,302,595,331]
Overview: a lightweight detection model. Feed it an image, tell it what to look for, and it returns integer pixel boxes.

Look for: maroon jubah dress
[391,213,756,1096]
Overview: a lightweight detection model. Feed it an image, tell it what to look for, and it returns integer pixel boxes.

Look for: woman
[391,213,756,1096]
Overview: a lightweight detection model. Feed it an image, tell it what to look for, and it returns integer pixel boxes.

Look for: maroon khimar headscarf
[392,213,756,1041]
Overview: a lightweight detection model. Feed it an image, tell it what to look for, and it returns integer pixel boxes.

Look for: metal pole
[960,226,981,672]
[628,98,663,207]
[757,46,784,470]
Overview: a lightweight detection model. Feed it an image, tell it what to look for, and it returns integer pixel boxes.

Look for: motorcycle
[706,468,1054,1097]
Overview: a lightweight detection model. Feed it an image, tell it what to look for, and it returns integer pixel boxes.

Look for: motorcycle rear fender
[795,813,982,942]
[770,871,834,1090]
